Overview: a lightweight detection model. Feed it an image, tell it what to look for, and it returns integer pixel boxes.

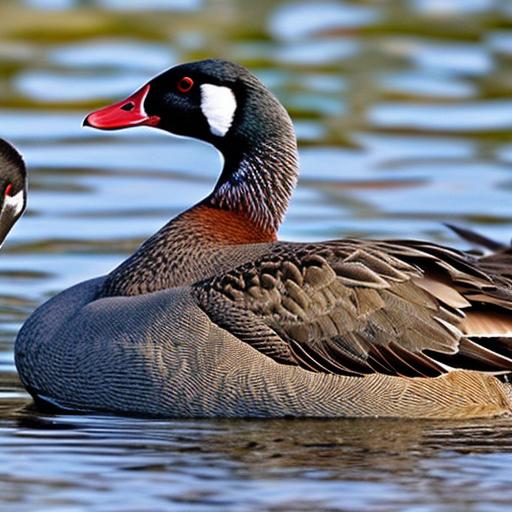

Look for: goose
[15,59,512,419]
[0,139,26,247]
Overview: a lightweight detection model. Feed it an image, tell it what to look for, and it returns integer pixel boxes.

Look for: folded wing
[193,240,512,378]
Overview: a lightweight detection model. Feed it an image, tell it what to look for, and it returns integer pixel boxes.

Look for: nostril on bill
[120,102,135,112]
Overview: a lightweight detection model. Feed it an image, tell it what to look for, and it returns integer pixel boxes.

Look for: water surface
[1,0,512,510]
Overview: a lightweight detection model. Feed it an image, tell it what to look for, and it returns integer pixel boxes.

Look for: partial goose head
[0,139,26,246]
[84,59,299,237]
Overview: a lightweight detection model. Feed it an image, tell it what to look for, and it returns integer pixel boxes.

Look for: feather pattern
[193,239,512,378]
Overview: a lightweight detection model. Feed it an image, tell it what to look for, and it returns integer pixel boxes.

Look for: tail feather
[445,223,507,251]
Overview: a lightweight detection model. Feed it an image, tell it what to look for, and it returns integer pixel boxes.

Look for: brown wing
[192,240,512,377]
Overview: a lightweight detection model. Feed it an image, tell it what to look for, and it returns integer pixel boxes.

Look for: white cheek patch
[200,84,237,137]
[4,189,24,217]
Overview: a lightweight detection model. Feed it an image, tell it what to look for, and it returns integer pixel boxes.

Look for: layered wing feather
[192,240,512,378]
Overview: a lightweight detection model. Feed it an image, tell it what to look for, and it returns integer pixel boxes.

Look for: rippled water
[1,0,512,510]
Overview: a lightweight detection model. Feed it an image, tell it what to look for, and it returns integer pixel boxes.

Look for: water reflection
[3,407,512,510]
[1,0,512,510]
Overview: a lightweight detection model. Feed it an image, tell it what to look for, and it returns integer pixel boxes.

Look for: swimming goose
[0,139,26,247]
[15,59,512,419]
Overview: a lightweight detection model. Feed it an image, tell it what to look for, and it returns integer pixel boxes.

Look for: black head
[84,59,293,155]
[0,139,27,245]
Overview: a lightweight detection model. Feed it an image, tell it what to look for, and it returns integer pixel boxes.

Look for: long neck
[101,99,299,297]
[206,121,299,235]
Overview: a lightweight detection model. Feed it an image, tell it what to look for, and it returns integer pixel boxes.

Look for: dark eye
[177,76,194,93]
[4,183,12,197]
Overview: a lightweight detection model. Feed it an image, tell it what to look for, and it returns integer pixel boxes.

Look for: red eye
[177,76,194,93]
[4,183,12,197]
